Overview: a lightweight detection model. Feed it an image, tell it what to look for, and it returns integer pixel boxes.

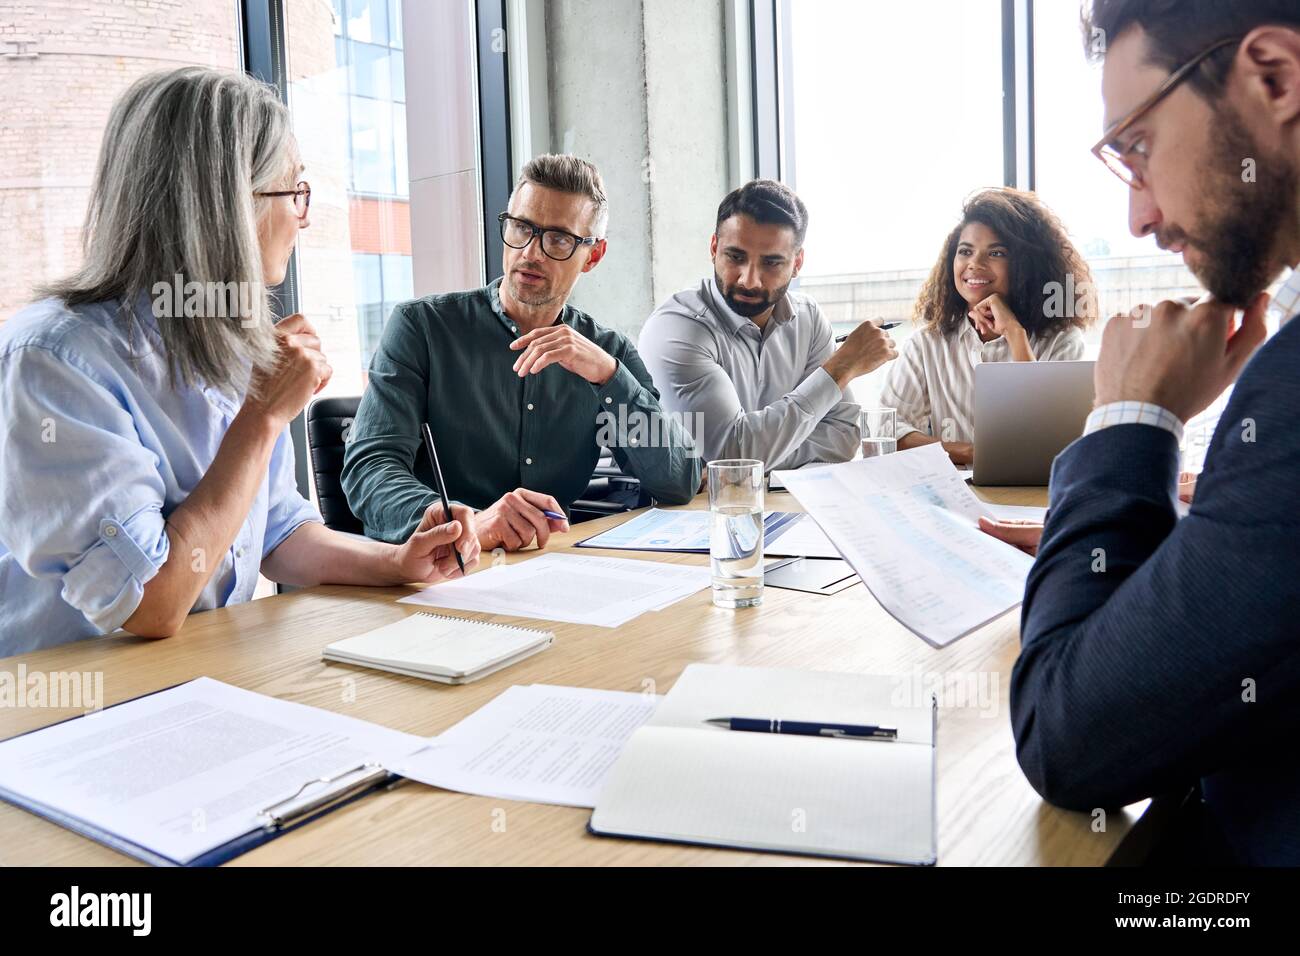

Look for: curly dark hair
[913,188,1097,338]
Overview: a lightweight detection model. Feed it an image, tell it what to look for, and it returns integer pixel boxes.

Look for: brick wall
[0,0,239,319]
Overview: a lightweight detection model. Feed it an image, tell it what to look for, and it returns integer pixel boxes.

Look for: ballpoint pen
[705,716,898,740]
[835,320,901,343]
[420,421,466,577]
[542,509,567,521]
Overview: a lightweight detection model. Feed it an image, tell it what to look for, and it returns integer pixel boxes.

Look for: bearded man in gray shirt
[638,180,896,471]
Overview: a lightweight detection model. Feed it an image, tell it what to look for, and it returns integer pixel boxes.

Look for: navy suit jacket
[1012,315,1300,865]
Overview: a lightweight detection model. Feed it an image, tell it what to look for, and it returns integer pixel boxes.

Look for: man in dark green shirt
[342,154,701,552]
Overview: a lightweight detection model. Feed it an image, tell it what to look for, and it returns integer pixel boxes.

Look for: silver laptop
[972,360,1095,486]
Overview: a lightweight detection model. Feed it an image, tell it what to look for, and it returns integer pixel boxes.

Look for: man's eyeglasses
[256,181,312,218]
[1091,36,1242,189]
[498,212,597,261]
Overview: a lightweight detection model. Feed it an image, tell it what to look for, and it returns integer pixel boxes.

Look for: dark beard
[714,270,790,318]
[1172,105,1296,306]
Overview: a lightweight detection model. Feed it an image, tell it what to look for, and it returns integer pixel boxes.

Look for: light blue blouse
[0,297,320,654]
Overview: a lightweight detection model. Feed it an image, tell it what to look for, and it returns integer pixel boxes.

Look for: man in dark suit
[982,0,1300,864]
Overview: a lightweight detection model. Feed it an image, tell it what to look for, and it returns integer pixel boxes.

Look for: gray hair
[37,66,293,395]
[510,153,610,238]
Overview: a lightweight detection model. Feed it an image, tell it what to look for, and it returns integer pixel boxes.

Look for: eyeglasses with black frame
[256,181,312,218]
[497,212,598,261]
[1091,35,1242,189]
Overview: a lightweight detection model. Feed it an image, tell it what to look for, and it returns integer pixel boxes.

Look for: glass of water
[860,407,898,458]
[708,459,765,609]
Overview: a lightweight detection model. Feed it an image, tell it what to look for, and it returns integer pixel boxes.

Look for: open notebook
[589,664,937,865]
[323,613,554,684]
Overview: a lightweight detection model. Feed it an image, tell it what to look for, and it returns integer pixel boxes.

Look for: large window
[787,0,1005,404]
[1031,0,1200,342]
[286,0,412,400]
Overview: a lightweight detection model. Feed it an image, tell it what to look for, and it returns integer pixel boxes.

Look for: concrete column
[403,0,482,296]
[543,0,731,335]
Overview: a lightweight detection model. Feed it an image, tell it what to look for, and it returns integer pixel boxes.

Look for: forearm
[820,350,863,390]
[123,412,280,637]
[721,369,844,467]
[779,406,860,468]
[598,361,702,503]
[898,432,937,451]
[1006,327,1035,362]
[1012,426,1194,807]
[262,521,405,587]
[341,437,439,542]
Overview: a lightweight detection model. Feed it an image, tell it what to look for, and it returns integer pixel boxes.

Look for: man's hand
[477,488,569,552]
[942,441,974,467]
[978,516,1043,556]
[823,320,897,389]
[391,502,481,582]
[1095,293,1269,422]
[241,314,333,428]
[969,293,1032,360]
[509,325,618,385]
[1178,471,1198,504]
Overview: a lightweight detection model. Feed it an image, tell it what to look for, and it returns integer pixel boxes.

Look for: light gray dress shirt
[638,278,860,471]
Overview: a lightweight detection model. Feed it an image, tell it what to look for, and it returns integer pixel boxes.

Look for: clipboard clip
[258,761,392,830]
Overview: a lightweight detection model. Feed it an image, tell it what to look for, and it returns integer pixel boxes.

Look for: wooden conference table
[0,484,1158,866]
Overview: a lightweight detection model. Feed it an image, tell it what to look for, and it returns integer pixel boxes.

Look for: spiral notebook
[322,613,554,684]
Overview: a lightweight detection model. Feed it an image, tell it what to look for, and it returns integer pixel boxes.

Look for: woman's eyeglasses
[256,181,312,219]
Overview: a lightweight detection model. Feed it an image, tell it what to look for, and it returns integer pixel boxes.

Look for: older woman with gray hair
[0,66,479,653]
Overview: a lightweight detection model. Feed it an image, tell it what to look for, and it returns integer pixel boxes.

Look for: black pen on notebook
[835,320,901,343]
[705,717,898,741]
[420,421,466,577]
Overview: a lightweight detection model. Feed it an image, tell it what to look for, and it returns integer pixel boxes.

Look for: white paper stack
[398,553,710,628]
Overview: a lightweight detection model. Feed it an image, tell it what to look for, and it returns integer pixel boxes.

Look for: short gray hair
[38,66,293,396]
[510,153,610,238]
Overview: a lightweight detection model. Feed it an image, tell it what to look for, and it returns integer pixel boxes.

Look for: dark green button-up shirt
[341,279,701,542]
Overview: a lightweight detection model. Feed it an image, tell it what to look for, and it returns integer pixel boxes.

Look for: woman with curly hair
[879,188,1096,467]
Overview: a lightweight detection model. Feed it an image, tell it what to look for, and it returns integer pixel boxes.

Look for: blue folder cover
[0,681,401,867]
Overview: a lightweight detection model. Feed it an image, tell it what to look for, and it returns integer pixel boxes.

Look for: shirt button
[527,403,534,411]
[104,525,118,537]
[525,457,533,465]
[604,397,613,405]
[236,548,245,558]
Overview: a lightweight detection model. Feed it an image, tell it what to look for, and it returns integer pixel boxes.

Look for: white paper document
[589,664,937,864]
[398,553,710,627]
[0,678,429,865]
[763,513,843,559]
[774,444,1035,646]
[986,503,1048,523]
[576,508,801,554]
[393,684,660,807]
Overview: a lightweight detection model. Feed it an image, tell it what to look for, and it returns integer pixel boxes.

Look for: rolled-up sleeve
[262,427,322,558]
[594,344,702,505]
[0,346,170,634]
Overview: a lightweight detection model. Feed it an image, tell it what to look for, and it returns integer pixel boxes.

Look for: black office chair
[570,449,649,523]
[305,396,365,535]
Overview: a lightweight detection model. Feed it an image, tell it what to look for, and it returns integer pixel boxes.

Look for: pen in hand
[835,320,901,343]
[420,421,466,577]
